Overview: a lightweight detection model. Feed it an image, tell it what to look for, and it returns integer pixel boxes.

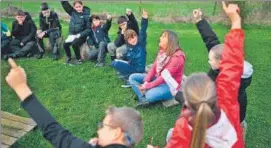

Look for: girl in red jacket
[164,2,245,148]
[128,30,185,107]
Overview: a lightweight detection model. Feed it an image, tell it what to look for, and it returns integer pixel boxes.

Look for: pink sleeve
[144,55,185,90]
[144,60,157,82]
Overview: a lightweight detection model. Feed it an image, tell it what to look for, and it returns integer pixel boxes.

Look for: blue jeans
[129,73,173,103]
[111,60,138,79]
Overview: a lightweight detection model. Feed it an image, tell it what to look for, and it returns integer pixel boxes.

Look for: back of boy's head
[210,44,224,60]
[124,29,137,40]
[117,15,128,24]
[16,10,25,16]
[91,15,100,20]
[106,106,143,146]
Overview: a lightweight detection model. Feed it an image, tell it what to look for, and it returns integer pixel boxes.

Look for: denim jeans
[129,73,173,103]
[111,60,139,79]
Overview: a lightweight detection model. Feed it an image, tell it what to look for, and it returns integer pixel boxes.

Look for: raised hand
[6,58,32,101]
[142,9,148,19]
[126,8,132,15]
[222,1,241,29]
[193,9,203,23]
[107,14,112,20]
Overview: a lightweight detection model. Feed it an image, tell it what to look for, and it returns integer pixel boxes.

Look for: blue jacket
[61,1,91,37]
[126,18,148,72]
[1,22,11,48]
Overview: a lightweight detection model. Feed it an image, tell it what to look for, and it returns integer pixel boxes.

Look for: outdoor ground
[1,1,271,148]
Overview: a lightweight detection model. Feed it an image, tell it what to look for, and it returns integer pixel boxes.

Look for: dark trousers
[88,41,107,63]
[1,39,11,56]
[9,39,35,57]
[63,37,86,60]
[37,31,60,55]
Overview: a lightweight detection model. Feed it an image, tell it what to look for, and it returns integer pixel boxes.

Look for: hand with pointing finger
[222,1,241,29]
[6,58,32,101]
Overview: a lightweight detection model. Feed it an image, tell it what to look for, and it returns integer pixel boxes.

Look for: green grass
[1,2,271,148]
[1,1,219,18]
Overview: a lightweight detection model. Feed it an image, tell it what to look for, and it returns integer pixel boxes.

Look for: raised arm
[126,8,139,35]
[61,1,74,16]
[102,15,112,33]
[139,10,148,48]
[193,9,220,52]
[216,2,244,112]
[5,59,92,148]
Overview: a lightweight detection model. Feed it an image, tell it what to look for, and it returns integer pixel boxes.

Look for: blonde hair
[210,44,224,60]
[106,106,143,146]
[124,29,137,41]
[183,73,217,148]
[161,30,181,56]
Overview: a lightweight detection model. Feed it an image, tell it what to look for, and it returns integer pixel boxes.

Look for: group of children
[3,1,254,148]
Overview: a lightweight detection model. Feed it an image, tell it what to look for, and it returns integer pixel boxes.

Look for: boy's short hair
[16,10,25,16]
[117,16,128,24]
[124,29,137,40]
[106,106,143,146]
[210,44,224,60]
[91,15,100,20]
[41,2,49,10]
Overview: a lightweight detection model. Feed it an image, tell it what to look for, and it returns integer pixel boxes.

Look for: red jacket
[166,29,245,148]
[144,49,185,90]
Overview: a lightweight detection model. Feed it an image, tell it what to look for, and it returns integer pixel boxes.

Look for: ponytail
[190,102,215,148]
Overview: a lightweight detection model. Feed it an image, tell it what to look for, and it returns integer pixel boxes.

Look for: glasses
[97,121,117,130]
[97,121,135,145]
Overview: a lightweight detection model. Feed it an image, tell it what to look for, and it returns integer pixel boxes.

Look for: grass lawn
[1,1,271,148]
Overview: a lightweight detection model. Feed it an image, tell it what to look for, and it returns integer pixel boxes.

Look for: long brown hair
[161,30,181,56]
[183,73,217,148]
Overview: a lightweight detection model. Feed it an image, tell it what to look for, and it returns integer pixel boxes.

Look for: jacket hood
[24,12,33,22]
[242,61,253,78]
[82,6,90,16]
[205,110,238,147]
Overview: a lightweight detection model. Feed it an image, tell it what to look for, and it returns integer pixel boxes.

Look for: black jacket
[39,11,62,34]
[196,19,253,122]
[61,1,91,37]
[11,12,37,44]
[88,19,112,47]
[21,94,129,148]
[114,13,139,47]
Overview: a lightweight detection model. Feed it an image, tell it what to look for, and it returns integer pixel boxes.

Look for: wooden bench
[1,111,37,148]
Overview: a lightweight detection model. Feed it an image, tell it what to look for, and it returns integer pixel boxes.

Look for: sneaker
[121,80,131,88]
[53,54,60,61]
[135,101,150,108]
[3,55,9,60]
[94,62,105,67]
[71,59,82,65]
[36,53,43,59]
[65,57,72,64]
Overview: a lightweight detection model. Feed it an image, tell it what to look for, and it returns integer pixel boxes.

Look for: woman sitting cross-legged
[129,30,185,107]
